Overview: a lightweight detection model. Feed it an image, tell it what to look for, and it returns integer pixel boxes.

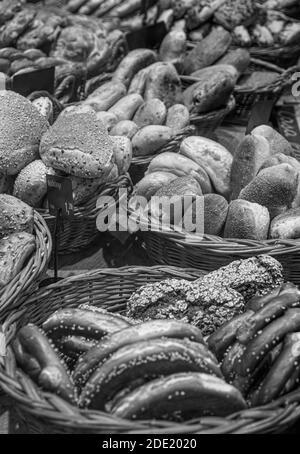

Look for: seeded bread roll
[252,125,294,157]
[0,91,48,175]
[13,160,56,208]
[0,232,35,288]
[0,194,34,238]
[40,111,114,179]
[204,194,228,236]
[270,208,300,240]
[230,135,271,200]
[259,153,300,208]
[224,199,270,241]
[239,164,298,218]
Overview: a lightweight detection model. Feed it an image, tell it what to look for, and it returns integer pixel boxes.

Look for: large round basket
[0,211,52,322]
[129,126,195,185]
[2,265,300,434]
[141,228,300,285]
[37,173,132,255]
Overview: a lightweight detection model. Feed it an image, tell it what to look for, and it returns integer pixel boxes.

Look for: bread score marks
[39,110,114,179]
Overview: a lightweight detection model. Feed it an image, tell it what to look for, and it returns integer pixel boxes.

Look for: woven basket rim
[1,265,300,434]
[128,204,300,256]
[189,95,236,123]
[0,211,52,320]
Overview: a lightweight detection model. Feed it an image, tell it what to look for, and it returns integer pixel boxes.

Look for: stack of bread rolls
[133,123,300,241]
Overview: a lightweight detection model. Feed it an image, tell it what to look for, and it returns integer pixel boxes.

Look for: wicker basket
[1,265,300,434]
[0,212,52,322]
[38,173,132,255]
[229,60,298,123]
[129,126,196,185]
[141,228,300,284]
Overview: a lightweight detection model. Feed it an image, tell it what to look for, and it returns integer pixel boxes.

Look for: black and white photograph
[0,0,300,438]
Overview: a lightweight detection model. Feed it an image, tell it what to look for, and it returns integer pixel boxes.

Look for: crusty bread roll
[252,124,294,157]
[40,110,114,179]
[0,194,34,238]
[166,104,190,132]
[13,160,56,208]
[224,199,270,240]
[135,172,178,201]
[270,208,300,240]
[239,163,298,218]
[259,153,300,208]
[180,136,233,197]
[0,91,48,175]
[95,111,118,132]
[204,194,228,236]
[230,134,271,200]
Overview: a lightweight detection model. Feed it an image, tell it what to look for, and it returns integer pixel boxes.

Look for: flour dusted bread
[0,232,35,288]
[0,194,34,238]
[252,125,294,157]
[224,200,270,241]
[0,91,48,175]
[180,136,233,197]
[230,135,271,200]
[239,164,298,218]
[40,110,114,179]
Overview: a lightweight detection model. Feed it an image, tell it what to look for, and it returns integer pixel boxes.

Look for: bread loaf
[270,208,300,240]
[230,135,271,200]
[0,91,48,175]
[251,125,294,157]
[133,99,167,128]
[159,30,187,66]
[108,94,144,122]
[134,172,178,201]
[215,48,250,76]
[144,62,182,108]
[132,126,172,157]
[182,27,232,74]
[83,81,127,112]
[183,66,236,114]
[0,232,36,288]
[113,49,158,88]
[40,110,114,179]
[146,151,213,194]
[180,136,233,197]
[166,104,190,131]
[239,164,298,218]
[224,200,270,241]
[204,194,229,236]
[71,176,104,205]
[0,194,34,238]
[110,120,139,139]
[13,160,56,208]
